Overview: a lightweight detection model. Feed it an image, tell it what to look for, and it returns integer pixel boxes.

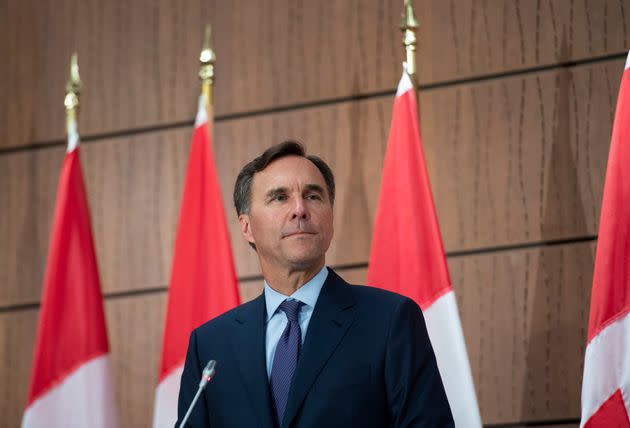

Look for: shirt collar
[264,266,328,322]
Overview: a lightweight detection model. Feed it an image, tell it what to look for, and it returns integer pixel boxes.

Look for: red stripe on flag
[587,66,630,343]
[26,149,109,407]
[584,389,630,428]
[158,119,240,381]
[367,85,451,310]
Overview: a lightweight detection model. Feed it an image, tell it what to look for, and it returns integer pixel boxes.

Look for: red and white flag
[367,69,482,427]
[153,95,240,427]
[579,52,630,428]
[22,116,118,427]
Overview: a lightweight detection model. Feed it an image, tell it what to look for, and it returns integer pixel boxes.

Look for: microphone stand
[179,360,217,428]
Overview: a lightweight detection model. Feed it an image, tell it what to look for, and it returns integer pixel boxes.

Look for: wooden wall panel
[2,0,628,149]
[422,60,620,251]
[105,294,166,428]
[452,242,594,424]
[0,60,618,307]
[420,0,629,83]
[0,147,64,307]
[0,309,38,427]
[0,131,189,308]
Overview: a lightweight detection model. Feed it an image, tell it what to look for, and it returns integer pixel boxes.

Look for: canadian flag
[153,95,240,427]
[367,69,482,427]
[579,52,630,428]
[22,116,118,427]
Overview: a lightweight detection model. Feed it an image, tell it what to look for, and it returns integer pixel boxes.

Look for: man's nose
[291,198,309,220]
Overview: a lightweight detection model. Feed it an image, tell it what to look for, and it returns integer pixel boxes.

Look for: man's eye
[272,194,287,201]
[306,194,322,201]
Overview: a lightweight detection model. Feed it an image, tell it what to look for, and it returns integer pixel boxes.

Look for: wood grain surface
[0,60,618,307]
[1,0,628,149]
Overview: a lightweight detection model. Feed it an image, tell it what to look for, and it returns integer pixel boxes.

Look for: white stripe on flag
[580,311,630,427]
[396,70,414,97]
[153,365,184,428]
[22,355,117,428]
[66,117,79,153]
[424,290,482,428]
[194,95,208,127]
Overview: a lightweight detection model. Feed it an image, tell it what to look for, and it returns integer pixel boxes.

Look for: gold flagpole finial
[199,24,216,109]
[64,52,82,128]
[400,0,419,80]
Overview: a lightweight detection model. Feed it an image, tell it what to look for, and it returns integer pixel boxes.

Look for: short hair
[233,140,335,216]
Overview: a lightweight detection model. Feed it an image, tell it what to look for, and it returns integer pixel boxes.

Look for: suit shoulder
[349,283,417,308]
[193,296,261,337]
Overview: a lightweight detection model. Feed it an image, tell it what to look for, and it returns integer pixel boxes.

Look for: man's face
[239,156,334,271]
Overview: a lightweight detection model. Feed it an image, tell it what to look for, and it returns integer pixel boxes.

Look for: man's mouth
[283,231,315,238]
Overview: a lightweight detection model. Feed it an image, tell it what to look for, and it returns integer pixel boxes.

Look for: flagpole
[64,52,81,134]
[400,0,419,102]
[199,24,216,119]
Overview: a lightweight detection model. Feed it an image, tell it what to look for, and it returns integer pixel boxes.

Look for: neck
[262,260,325,296]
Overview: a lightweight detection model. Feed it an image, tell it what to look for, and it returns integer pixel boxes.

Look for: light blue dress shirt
[264,266,328,378]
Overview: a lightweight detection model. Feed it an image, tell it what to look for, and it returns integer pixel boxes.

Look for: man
[176,141,454,427]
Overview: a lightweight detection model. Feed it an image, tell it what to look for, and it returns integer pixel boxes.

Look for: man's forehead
[252,156,327,189]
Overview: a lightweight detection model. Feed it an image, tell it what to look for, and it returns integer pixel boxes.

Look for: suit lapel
[230,294,276,428]
[282,269,355,428]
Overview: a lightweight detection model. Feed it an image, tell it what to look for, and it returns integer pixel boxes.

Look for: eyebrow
[304,184,325,195]
[264,184,325,201]
[265,187,288,201]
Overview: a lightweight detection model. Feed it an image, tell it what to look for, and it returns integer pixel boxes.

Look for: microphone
[178,360,217,428]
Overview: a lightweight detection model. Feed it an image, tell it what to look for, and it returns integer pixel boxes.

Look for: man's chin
[284,252,325,271]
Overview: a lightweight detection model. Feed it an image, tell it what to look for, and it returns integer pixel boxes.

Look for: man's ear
[239,213,255,245]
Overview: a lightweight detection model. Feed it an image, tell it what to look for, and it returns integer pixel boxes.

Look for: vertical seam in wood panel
[558,247,568,412]
[584,69,597,229]
[476,257,484,407]
[569,77,580,232]
[548,0,560,60]
[482,0,493,72]
[452,89,465,246]
[569,0,575,53]
[502,82,513,243]
[536,76,546,240]
[297,0,305,100]
[517,79,529,239]
[535,0,541,64]
[620,0,628,45]
[469,0,477,73]
[287,0,294,106]
[450,0,461,74]
[509,252,517,417]
[584,0,593,55]
[471,87,481,243]
[544,248,552,413]
[501,2,508,69]
[524,251,533,416]
[259,0,269,108]
[490,250,500,417]
[604,1,609,52]
[577,246,587,386]
[515,1,526,66]
[375,0,384,88]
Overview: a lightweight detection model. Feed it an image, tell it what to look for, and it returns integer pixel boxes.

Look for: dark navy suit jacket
[176,268,454,427]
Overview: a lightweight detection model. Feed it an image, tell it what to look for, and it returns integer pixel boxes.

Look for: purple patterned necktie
[270,299,303,424]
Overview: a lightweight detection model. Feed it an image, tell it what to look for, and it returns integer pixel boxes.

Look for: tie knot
[279,299,302,322]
